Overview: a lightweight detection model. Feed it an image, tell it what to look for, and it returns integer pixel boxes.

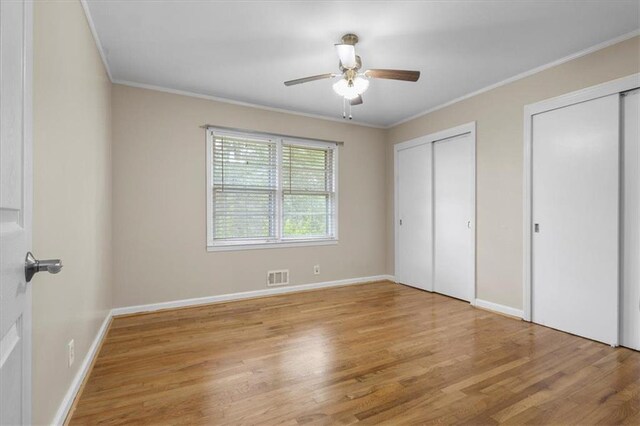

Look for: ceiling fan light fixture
[332,79,357,99]
[335,43,357,69]
[283,33,420,118]
[332,76,369,100]
[352,76,369,94]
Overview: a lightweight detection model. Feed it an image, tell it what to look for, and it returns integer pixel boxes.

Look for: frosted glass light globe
[333,76,369,100]
[352,76,369,94]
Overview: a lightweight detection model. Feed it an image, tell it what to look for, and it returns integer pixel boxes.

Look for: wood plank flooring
[68,281,640,425]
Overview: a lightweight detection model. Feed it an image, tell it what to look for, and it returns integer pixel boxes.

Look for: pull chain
[341,97,354,120]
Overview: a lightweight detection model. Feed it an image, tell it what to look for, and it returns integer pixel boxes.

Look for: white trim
[469,126,477,306]
[207,238,338,252]
[111,275,394,317]
[523,105,533,322]
[276,132,283,240]
[206,128,339,250]
[394,122,477,301]
[205,128,213,247]
[475,299,524,319]
[52,312,112,426]
[525,73,640,117]
[79,0,113,82]
[332,142,339,241]
[390,30,640,128]
[113,79,384,129]
[522,73,640,322]
[73,7,639,131]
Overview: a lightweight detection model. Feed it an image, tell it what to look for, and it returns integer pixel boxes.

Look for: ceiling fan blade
[335,44,357,69]
[350,95,363,106]
[284,73,336,86]
[364,69,420,82]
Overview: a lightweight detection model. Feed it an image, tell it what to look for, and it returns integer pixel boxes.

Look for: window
[206,128,338,250]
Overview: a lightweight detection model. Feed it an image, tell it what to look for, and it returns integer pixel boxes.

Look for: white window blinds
[282,143,336,239]
[212,134,277,241]
[208,129,338,248]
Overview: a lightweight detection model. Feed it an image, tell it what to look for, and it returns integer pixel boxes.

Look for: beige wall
[30,5,638,420]
[33,0,112,424]
[386,36,640,310]
[111,85,387,307]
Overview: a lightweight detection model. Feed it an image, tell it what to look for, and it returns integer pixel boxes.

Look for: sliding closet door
[396,143,432,291]
[433,134,474,301]
[622,89,640,350]
[532,94,620,345]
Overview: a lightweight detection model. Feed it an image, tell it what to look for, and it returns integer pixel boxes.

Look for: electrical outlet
[314,265,320,275]
[68,339,75,367]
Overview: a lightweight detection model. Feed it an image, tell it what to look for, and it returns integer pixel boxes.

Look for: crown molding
[80,0,113,82]
[79,0,638,130]
[112,79,385,129]
[388,29,640,129]
[79,0,382,129]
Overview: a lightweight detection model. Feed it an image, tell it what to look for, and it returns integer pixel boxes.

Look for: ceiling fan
[284,33,420,119]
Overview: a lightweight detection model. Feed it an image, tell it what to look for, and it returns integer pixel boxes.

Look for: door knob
[25,252,63,282]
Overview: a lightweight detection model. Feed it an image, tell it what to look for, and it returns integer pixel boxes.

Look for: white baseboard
[52,310,112,425]
[52,275,392,424]
[475,298,523,319]
[112,274,394,317]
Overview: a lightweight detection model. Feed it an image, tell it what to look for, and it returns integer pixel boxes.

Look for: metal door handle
[25,252,63,282]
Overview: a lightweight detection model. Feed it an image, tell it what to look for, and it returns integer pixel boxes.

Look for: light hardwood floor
[68,281,640,425]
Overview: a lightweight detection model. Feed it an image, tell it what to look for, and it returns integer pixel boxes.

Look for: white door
[433,134,474,301]
[396,143,432,290]
[622,89,640,350]
[1,0,33,424]
[532,94,620,345]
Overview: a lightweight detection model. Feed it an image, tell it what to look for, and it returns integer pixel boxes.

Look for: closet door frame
[522,73,640,323]
[394,122,476,302]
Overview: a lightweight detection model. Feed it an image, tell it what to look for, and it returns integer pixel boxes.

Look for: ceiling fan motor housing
[341,33,359,45]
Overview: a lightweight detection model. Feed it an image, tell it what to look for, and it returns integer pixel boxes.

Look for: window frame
[206,128,339,251]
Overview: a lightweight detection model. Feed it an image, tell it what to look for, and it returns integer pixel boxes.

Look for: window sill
[207,238,338,252]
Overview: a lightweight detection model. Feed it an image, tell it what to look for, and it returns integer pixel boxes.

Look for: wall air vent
[267,270,289,287]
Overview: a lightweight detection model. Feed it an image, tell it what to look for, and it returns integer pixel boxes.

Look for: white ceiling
[85,0,639,127]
